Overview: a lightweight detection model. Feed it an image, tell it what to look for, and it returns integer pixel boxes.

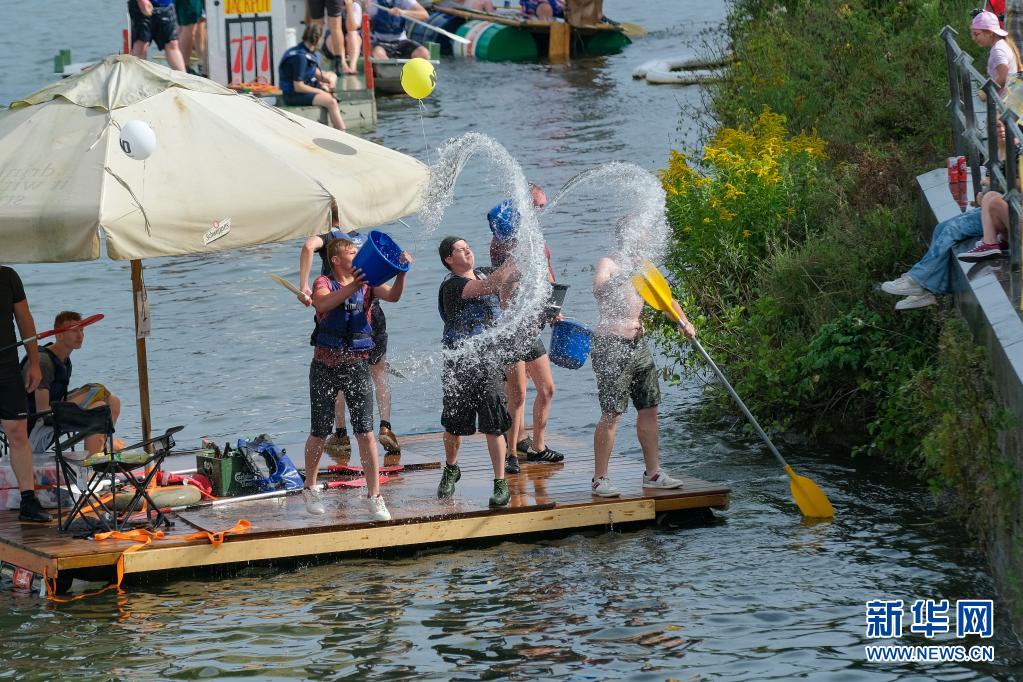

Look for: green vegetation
[656,0,1015,517]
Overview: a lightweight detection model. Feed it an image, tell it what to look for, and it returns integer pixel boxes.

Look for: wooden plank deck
[0,431,729,584]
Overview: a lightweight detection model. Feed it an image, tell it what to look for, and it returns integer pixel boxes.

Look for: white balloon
[118,120,156,160]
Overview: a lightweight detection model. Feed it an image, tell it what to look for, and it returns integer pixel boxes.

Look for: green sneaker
[437,463,461,498]
[489,478,510,507]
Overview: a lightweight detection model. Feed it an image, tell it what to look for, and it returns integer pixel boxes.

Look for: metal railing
[941,25,1022,307]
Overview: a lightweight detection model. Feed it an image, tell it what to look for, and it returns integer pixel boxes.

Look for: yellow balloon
[401,57,436,99]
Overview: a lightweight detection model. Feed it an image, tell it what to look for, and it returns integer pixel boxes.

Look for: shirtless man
[590,219,695,497]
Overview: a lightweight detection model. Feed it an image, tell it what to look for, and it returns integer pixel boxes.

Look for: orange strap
[43,520,251,602]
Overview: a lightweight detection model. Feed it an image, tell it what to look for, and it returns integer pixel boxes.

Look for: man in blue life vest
[297,216,401,460]
[278,23,347,130]
[436,236,518,508]
[367,0,431,60]
[302,237,409,521]
[0,266,48,522]
[21,311,122,457]
[129,0,187,71]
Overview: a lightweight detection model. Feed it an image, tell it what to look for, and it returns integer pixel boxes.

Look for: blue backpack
[236,435,304,492]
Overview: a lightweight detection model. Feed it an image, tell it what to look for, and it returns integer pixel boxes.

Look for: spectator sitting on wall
[278,23,347,131]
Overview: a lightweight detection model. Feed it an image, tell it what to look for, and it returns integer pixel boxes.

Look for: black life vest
[21,345,71,423]
[438,269,502,349]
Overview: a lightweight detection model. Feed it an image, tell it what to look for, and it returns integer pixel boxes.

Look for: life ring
[632,55,730,85]
[112,485,202,510]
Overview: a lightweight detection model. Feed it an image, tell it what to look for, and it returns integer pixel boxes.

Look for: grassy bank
[657,0,1018,568]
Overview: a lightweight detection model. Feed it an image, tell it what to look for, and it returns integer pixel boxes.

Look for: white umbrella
[0,55,428,441]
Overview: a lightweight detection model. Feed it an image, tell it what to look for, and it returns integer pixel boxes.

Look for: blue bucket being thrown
[549,320,592,370]
[353,230,409,286]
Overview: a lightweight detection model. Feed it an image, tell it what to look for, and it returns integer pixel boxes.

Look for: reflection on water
[0,0,1021,678]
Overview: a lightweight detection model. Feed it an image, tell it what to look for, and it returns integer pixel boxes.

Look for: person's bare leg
[304,435,326,488]
[636,406,660,477]
[371,45,388,59]
[369,360,391,423]
[179,23,195,70]
[504,361,526,455]
[334,390,347,431]
[326,15,345,68]
[525,356,554,452]
[536,1,553,20]
[131,41,150,59]
[163,40,187,71]
[345,31,362,72]
[412,45,430,59]
[353,432,380,496]
[486,433,506,479]
[443,431,460,465]
[593,412,620,479]
[981,191,1010,242]
[313,92,347,130]
[196,18,208,73]
[2,419,34,493]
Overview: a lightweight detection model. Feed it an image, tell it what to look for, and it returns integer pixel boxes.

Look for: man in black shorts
[0,267,49,522]
[436,236,517,508]
[129,0,187,71]
[297,218,401,459]
[367,0,431,60]
[307,0,356,74]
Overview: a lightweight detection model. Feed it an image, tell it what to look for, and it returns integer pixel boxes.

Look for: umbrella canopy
[1,55,427,262]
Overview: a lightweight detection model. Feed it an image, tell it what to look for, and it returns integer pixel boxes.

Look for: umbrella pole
[131,259,153,450]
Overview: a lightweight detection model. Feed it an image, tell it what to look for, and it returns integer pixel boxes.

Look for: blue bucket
[352,230,409,286]
[549,320,592,370]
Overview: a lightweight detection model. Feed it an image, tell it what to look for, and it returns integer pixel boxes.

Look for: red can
[957,156,968,183]
[947,156,958,183]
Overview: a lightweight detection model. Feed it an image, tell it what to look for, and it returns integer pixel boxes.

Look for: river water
[1,1,1021,678]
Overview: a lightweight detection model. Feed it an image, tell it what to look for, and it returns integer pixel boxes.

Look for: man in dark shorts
[129,0,187,71]
[368,0,431,60]
[436,236,517,507]
[0,267,49,522]
[297,217,401,459]
[175,0,205,75]
[487,184,565,474]
[308,0,358,74]
[589,220,693,498]
[301,237,408,521]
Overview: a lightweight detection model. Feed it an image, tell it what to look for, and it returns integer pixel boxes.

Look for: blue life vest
[371,0,407,40]
[279,43,320,95]
[318,229,366,276]
[438,269,502,348]
[21,345,71,425]
[316,279,375,352]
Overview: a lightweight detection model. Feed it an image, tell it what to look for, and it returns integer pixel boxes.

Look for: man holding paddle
[589,220,693,498]
[0,266,49,522]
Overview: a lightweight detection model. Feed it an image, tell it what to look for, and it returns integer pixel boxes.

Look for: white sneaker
[642,469,684,489]
[894,292,937,310]
[591,476,621,498]
[303,487,326,515]
[880,275,924,297]
[366,494,391,521]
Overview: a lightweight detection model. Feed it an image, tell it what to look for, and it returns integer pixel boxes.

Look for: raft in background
[413,6,631,62]
[632,54,734,85]
[0,430,729,595]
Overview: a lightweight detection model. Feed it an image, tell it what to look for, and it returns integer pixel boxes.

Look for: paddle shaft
[0,313,105,354]
[396,10,471,43]
[689,339,790,471]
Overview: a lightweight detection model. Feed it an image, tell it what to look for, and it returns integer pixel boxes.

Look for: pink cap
[972,10,1008,37]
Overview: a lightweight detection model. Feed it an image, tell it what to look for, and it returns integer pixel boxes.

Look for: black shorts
[374,39,423,59]
[309,359,374,437]
[0,370,27,421]
[128,1,179,51]
[308,0,345,18]
[441,359,511,436]
[282,91,318,107]
[502,333,547,365]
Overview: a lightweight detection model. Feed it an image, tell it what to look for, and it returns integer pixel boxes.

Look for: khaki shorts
[591,335,661,415]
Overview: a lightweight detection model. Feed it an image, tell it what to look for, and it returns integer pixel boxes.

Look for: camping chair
[47,401,183,533]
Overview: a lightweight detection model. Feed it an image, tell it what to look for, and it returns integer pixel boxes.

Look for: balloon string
[418,99,431,166]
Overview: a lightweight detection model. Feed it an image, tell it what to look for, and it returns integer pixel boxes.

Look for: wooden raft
[0,430,729,582]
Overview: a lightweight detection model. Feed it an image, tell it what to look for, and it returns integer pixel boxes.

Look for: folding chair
[48,401,183,533]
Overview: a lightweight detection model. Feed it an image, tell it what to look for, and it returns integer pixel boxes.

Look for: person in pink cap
[971,10,1021,96]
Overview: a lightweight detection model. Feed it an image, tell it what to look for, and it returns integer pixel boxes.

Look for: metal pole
[985,80,1002,193]
[942,27,965,157]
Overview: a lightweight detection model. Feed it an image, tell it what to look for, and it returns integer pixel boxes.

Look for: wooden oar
[631,260,835,519]
[270,273,311,304]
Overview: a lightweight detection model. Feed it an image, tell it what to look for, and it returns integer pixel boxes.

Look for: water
[1,1,1021,678]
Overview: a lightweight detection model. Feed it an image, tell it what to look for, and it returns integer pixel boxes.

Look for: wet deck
[0,430,729,586]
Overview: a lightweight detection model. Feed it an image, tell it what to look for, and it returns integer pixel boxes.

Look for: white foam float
[632,55,731,85]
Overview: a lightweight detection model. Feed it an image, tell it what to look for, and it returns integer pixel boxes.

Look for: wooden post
[130,259,152,450]
[548,21,570,63]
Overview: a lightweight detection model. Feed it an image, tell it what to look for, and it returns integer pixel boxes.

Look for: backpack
[236,435,304,493]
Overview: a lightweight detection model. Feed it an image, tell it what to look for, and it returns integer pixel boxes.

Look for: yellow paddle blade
[618,21,647,37]
[631,261,682,323]
[784,465,835,518]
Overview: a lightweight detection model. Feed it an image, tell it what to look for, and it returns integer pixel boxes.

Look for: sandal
[526,447,564,463]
